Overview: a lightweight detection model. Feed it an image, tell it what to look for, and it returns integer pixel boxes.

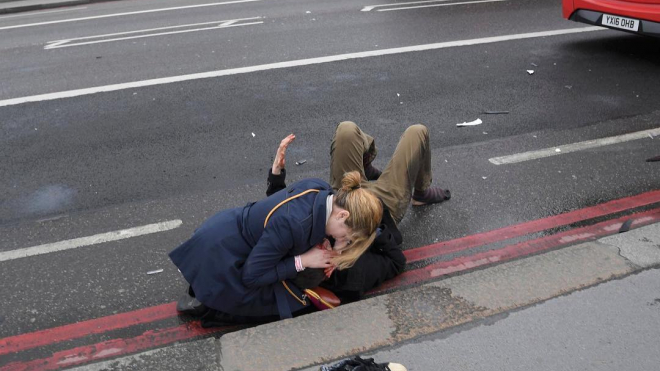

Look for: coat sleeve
[266,169,287,196]
[241,215,301,288]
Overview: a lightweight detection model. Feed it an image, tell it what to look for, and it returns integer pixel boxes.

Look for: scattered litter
[483,110,509,114]
[147,269,163,275]
[295,159,307,166]
[444,159,448,163]
[457,118,482,127]
[533,135,537,138]
[572,175,577,180]
[646,155,660,162]
[483,131,488,135]
[133,92,137,95]
[527,70,535,75]
[400,102,403,104]
[619,219,633,233]
[531,63,538,67]
[306,10,311,13]
[565,85,572,90]
[397,93,400,97]
[555,148,561,152]
[482,176,487,180]
[251,132,255,137]
[648,133,654,139]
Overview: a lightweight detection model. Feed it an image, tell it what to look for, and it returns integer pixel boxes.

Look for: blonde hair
[331,171,383,270]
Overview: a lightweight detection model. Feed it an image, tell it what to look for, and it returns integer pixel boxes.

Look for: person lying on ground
[265,121,451,301]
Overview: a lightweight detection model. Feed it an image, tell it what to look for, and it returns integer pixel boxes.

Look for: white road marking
[378,0,507,11]
[362,0,452,11]
[0,26,603,108]
[0,0,261,31]
[45,18,263,49]
[0,7,86,20]
[0,220,182,262]
[489,128,660,165]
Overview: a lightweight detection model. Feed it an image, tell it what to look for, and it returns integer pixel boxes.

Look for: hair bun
[340,171,362,192]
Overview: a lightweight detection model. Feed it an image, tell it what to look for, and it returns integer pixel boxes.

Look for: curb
[0,0,124,15]
[217,222,660,371]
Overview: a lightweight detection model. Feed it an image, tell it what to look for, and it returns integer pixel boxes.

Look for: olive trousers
[329,121,433,224]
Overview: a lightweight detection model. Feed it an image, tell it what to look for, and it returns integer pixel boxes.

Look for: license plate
[601,14,640,32]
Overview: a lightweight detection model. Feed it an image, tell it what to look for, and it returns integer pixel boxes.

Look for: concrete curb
[0,0,124,15]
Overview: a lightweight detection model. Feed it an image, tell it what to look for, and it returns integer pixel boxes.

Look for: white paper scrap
[527,70,535,75]
[147,269,164,275]
[555,148,561,152]
[457,118,482,127]
[251,132,255,137]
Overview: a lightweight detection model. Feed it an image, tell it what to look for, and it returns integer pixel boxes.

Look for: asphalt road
[1,0,660,368]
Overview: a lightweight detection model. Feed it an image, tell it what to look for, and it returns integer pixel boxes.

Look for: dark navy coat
[169,178,333,317]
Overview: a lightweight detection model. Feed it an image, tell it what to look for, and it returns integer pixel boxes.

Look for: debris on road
[482,176,487,180]
[555,148,561,152]
[483,110,509,114]
[646,155,660,162]
[619,219,633,233]
[251,132,255,137]
[531,62,538,67]
[457,118,482,127]
[648,133,654,139]
[295,159,307,166]
[147,269,164,275]
[565,85,573,89]
[527,70,535,75]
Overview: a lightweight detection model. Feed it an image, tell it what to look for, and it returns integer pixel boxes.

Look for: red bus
[563,0,660,37]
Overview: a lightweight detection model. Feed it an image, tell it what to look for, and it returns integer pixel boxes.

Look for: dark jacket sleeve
[322,222,406,300]
[241,215,300,288]
[266,169,287,196]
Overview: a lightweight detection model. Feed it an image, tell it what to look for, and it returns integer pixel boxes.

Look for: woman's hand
[272,134,296,175]
[300,246,337,269]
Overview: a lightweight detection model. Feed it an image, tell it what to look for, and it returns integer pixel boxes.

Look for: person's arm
[242,215,336,288]
[267,168,287,196]
[266,134,295,196]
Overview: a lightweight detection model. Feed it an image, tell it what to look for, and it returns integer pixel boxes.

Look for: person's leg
[329,121,378,189]
[364,125,448,224]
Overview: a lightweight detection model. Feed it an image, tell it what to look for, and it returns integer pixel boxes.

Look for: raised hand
[272,134,295,175]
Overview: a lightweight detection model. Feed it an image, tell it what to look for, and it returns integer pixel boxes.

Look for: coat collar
[310,190,333,245]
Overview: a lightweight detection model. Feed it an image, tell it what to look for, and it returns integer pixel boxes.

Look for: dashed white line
[488,128,660,165]
[0,220,182,262]
[0,26,603,108]
[45,17,264,49]
[0,0,261,31]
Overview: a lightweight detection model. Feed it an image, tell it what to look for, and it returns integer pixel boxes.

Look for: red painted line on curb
[3,190,659,359]
[404,190,660,263]
[0,303,178,357]
[5,208,659,371]
[0,322,232,371]
[374,208,660,293]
